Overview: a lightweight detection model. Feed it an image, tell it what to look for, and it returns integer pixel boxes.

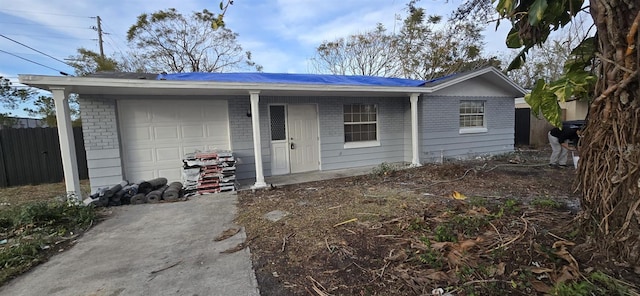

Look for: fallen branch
[325,238,335,253]
[214,227,240,241]
[490,213,529,252]
[221,243,246,254]
[415,168,474,189]
[307,276,333,296]
[377,262,390,279]
[547,231,569,242]
[280,233,295,252]
[333,218,358,227]
[150,260,182,274]
[488,221,503,242]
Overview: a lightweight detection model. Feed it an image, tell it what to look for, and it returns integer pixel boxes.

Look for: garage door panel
[122,127,152,142]
[205,124,228,137]
[157,168,181,181]
[119,100,230,183]
[120,106,152,125]
[126,148,154,164]
[154,126,179,140]
[182,125,206,138]
[151,106,179,122]
[156,147,181,162]
[128,169,156,182]
[183,145,208,154]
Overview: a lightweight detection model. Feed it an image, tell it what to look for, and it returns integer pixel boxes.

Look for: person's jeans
[548,131,568,165]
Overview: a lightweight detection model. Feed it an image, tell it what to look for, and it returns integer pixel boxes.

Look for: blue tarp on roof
[157,72,427,87]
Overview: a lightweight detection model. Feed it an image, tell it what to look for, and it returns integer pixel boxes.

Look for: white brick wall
[79,96,123,192]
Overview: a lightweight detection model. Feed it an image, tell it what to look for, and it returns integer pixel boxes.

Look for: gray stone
[264,210,289,222]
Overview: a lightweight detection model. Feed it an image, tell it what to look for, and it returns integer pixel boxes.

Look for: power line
[0,22,92,29]
[0,50,66,58]
[101,21,130,49]
[0,33,90,40]
[0,8,89,18]
[0,34,72,67]
[0,49,71,76]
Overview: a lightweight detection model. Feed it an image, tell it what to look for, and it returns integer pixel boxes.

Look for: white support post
[410,93,421,167]
[249,91,267,188]
[51,88,82,201]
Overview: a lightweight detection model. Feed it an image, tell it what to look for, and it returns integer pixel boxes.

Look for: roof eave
[429,67,527,96]
[18,74,431,96]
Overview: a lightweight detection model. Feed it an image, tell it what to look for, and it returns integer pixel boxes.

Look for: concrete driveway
[0,193,259,296]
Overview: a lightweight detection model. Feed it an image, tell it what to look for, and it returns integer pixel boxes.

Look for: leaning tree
[459,0,640,265]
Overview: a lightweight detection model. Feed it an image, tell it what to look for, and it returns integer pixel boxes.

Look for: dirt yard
[237,149,640,295]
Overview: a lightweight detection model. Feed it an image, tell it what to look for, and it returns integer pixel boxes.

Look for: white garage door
[118,100,230,182]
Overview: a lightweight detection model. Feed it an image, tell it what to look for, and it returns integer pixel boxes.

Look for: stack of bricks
[182,150,236,196]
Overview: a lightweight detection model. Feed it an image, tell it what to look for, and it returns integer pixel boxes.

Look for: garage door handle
[291,142,295,150]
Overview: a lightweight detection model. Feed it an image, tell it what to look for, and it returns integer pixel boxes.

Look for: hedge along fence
[0,127,88,187]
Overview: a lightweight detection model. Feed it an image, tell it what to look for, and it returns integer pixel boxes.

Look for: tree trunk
[579,0,640,266]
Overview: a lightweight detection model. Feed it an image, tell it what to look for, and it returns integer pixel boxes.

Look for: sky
[0,0,513,117]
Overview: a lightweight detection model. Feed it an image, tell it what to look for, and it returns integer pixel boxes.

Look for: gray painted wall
[421,95,514,162]
[229,96,410,180]
[79,90,516,189]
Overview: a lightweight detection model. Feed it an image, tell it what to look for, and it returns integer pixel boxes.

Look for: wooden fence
[0,127,88,187]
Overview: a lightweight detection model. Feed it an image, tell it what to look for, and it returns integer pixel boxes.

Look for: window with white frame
[344,104,377,143]
[459,101,485,129]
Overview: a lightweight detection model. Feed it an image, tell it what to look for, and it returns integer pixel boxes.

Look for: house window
[459,101,487,133]
[344,104,377,144]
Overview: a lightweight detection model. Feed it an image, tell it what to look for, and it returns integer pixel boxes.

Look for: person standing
[548,126,579,167]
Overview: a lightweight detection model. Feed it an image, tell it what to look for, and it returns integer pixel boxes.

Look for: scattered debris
[84,178,185,207]
[332,218,358,228]
[450,191,467,200]
[183,150,236,195]
[214,227,240,241]
[221,243,246,254]
[149,260,183,274]
[237,149,639,295]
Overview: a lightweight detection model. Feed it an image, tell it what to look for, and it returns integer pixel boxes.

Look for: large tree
[126,8,260,73]
[67,48,120,77]
[459,0,640,265]
[396,2,497,80]
[311,2,498,79]
[502,16,592,89]
[311,24,401,76]
[0,76,35,126]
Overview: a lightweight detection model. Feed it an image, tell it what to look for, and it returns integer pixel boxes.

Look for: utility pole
[96,16,104,59]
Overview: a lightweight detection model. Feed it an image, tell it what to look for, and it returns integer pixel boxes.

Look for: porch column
[410,93,421,167]
[51,88,82,201]
[249,91,267,188]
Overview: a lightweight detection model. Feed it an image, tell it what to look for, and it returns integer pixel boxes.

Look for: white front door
[288,104,319,173]
[269,105,290,175]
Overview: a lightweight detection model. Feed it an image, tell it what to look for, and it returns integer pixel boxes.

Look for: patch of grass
[408,217,425,231]
[0,200,95,285]
[371,162,397,177]
[434,224,457,242]
[450,214,489,237]
[550,271,628,296]
[468,196,488,207]
[531,197,561,209]
[0,180,91,207]
[417,237,444,269]
[492,198,522,218]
